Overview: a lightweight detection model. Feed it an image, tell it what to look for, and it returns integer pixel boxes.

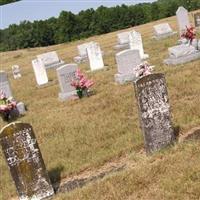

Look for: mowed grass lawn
[0,10,200,200]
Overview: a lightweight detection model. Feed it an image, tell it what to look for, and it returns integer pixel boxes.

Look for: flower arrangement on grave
[0,90,17,122]
[71,69,94,98]
[135,62,154,78]
[181,26,196,44]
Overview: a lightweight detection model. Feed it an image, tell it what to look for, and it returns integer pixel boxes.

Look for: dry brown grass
[0,10,200,200]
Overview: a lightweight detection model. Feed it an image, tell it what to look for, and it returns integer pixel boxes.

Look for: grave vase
[76,89,83,99]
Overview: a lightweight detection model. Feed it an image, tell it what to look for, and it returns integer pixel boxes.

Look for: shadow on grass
[48,166,64,193]
[174,125,180,140]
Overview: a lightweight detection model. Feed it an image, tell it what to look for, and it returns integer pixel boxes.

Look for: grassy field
[0,10,200,200]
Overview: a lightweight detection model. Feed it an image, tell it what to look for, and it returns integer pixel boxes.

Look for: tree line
[0,0,20,6]
[0,0,200,52]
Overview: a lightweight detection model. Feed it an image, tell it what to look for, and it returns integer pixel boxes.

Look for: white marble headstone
[0,71,13,97]
[12,65,21,79]
[37,51,60,66]
[78,42,94,57]
[154,23,173,36]
[117,31,130,45]
[176,6,190,36]
[32,59,48,86]
[57,64,77,94]
[129,31,149,59]
[87,42,104,71]
[116,49,141,75]
[168,44,196,58]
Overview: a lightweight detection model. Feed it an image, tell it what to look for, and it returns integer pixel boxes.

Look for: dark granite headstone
[194,13,200,28]
[134,73,175,154]
[0,122,54,200]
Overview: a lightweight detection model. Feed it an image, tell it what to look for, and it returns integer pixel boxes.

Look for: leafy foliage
[0,0,20,6]
[1,0,200,51]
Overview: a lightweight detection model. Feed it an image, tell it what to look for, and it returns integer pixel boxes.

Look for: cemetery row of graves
[0,6,200,200]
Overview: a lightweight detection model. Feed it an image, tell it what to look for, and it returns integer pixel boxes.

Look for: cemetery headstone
[134,73,175,154]
[74,42,94,63]
[129,31,149,60]
[0,122,54,200]
[57,64,78,101]
[87,42,104,71]
[115,49,142,84]
[164,44,200,65]
[194,13,200,28]
[0,71,13,97]
[153,23,176,40]
[176,6,190,36]
[12,65,21,79]
[37,51,65,69]
[114,31,131,50]
[32,59,48,86]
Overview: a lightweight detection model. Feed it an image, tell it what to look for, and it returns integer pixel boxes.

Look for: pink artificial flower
[85,80,94,88]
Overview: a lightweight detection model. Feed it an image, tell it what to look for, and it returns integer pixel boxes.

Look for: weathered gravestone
[194,13,200,28]
[153,23,176,40]
[115,49,142,84]
[37,51,65,69]
[32,59,48,86]
[87,42,104,71]
[12,65,22,79]
[134,73,175,154]
[129,31,149,60]
[176,6,190,36]
[0,122,54,200]
[0,70,13,97]
[57,64,78,101]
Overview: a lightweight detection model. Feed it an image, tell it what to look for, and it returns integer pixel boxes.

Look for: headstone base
[58,91,78,101]
[142,54,149,60]
[37,80,57,89]
[115,73,136,84]
[164,51,200,65]
[45,60,65,69]
[153,32,177,40]
[114,43,129,50]
[73,56,88,64]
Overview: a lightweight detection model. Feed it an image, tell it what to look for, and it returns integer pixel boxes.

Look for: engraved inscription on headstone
[56,64,78,101]
[0,122,54,200]
[0,70,13,97]
[194,13,200,28]
[134,73,175,154]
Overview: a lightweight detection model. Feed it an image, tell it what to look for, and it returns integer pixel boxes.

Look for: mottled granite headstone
[0,122,54,200]
[176,6,190,36]
[0,70,13,97]
[57,64,77,101]
[194,13,200,28]
[134,73,175,154]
